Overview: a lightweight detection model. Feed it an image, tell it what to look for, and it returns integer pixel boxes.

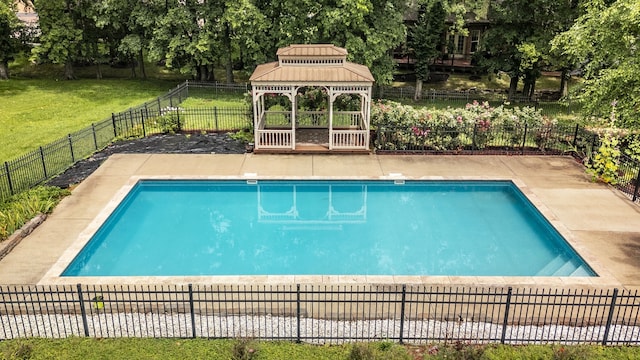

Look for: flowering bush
[371,100,548,151]
[587,102,621,184]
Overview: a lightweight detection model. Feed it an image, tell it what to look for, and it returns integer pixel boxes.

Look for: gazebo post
[253,90,260,149]
[328,87,335,150]
[291,86,296,150]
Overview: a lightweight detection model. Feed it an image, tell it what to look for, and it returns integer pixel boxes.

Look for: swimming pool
[62,180,595,277]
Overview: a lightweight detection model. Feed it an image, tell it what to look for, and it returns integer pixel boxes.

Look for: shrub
[0,186,70,241]
[371,100,546,151]
[231,338,259,360]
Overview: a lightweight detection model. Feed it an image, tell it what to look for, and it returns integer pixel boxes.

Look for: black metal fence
[1,284,639,345]
[1,80,638,204]
[0,82,188,203]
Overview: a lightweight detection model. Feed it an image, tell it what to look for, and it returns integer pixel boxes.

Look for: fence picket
[0,285,638,344]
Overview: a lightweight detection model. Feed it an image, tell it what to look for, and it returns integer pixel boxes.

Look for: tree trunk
[528,79,536,99]
[208,65,215,82]
[64,62,76,80]
[508,75,518,99]
[560,69,569,97]
[139,49,147,80]
[522,73,536,99]
[224,25,234,84]
[523,83,531,99]
[197,65,209,81]
[414,79,423,101]
[130,58,137,78]
[96,62,102,80]
[0,62,9,80]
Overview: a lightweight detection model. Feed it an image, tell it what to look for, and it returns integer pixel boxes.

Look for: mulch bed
[46,133,247,188]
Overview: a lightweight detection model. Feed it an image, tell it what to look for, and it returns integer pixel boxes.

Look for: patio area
[1,154,640,290]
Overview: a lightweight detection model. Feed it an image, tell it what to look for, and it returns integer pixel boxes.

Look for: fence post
[4,161,14,195]
[633,167,640,202]
[68,134,75,162]
[602,288,619,345]
[91,123,98,150]
[141,111,147,137]
[521,123,528,155]
[129,109,134,132]
[500,287,512,344]
[76,284,90,337]
[214,107,219,131]
[572,124,579,148]
[176,109,182,132]
[157,97,162,112]
[112,113,118,138]
[188,284,196,338]
[39,146,47,179]
[398,285,406,344]
[296,284,301,343]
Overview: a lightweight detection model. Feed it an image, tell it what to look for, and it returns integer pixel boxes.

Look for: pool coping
[40,173,621,288]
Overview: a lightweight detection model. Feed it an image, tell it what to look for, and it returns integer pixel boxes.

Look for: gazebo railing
[332,111,362,128]
[261,111,364,129]
[331,129,369,150]
[256,129,293,149]
[297,111,328,128]
[263,111,292,127]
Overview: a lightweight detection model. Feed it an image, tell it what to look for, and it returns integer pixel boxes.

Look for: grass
[1,338,640,360]
[0,78,183,163]
[394,72,582,92]
[180,92,249,108]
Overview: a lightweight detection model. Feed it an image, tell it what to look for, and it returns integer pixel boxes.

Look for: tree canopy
[28,0,406,84]
[0,0,27,79]
[12,0,640,127]
[552,0,640,128]
[475,0,579,99]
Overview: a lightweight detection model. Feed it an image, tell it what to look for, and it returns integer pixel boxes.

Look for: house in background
[395,10,490,74]
[14,1,37,27]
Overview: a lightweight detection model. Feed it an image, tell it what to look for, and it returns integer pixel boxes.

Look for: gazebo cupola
[249,44,374,152]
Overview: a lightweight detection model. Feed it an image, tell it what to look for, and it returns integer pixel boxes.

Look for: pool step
[569,265,593,277]
[551,259,580,276]
[536,255,567,276]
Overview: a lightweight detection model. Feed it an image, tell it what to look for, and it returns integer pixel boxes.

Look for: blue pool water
[62,180,596,277]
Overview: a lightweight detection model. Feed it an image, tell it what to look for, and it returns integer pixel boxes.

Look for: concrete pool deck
[1,154,640,290]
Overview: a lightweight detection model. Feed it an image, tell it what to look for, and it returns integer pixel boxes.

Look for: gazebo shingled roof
[249,44,375,83]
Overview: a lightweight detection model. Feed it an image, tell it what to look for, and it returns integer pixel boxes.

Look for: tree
[95,0,162,79]
[256,0,407,85]
[476,0,575,99]
[0,0,25,79]
[32,0,101,79]
[551,0,640,127]
[409,0,447,100]
[148,0,218,81]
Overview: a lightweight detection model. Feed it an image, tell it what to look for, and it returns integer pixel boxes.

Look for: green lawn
[0,79,182,162]
[1,338,639,360]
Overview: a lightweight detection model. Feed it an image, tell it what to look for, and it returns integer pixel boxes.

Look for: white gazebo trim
[249,44,374,151]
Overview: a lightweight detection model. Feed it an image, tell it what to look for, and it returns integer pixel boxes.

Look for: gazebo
[249,44,374,152]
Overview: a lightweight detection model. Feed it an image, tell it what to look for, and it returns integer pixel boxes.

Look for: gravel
[2,313,639,344]
[46,133,247,188]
